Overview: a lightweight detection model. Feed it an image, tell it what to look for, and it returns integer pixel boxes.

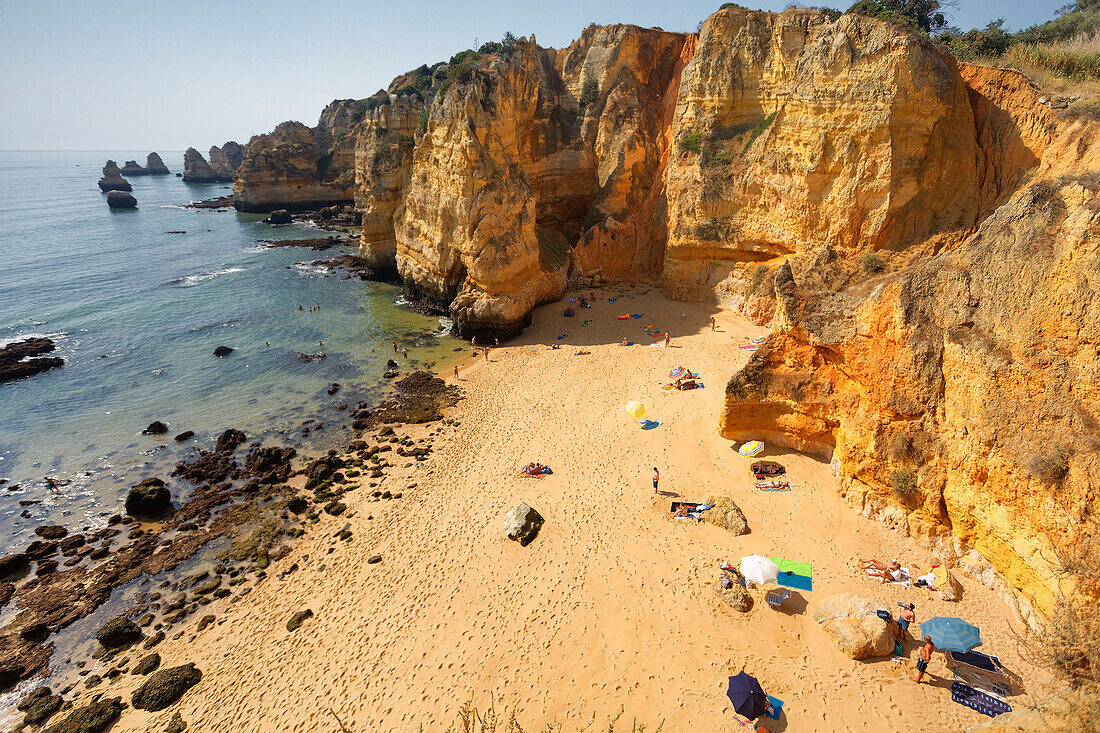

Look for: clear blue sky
[0,0,1068,150]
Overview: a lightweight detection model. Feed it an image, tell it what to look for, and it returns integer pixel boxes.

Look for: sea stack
[120,160,147,176]
[97,160,132,192]
[145,152,170,175]
[208,142,243,179]
[183,148,227,183]
[107,190,137,209]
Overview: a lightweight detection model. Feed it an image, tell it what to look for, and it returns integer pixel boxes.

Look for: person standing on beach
[710,317,716,331]
[664,332,671,348]
[483,347,490,362]
[652,467,660,494]
[913,636,935,683]
[453,364,459,380]
[393,342,398,353]
[402,347,408,360]
[471,336,477,349]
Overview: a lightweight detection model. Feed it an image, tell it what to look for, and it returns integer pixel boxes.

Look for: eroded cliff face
[182,144,241,183]
[720,116,1100,620]
[662,9,991,306]
[388,27,687,338]
[233,100,367,212]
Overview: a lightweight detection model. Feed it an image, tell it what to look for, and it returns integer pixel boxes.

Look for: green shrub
[889,432,916,460]
[679,131,703,154]
[397,134,415,149]
[890,468,920,506]
[391,85,422,100]
[820,7,843,21]
[446,58,478,84]
[937,20,1011,60]
[418,108,430,133]
[741,111,778,155]
[861,251,884,274]
[478,41,503,54]
[706,147,737,166]
[720,2,745,9]
[579,78,599,106]
[1027,445,1072,485]
[846,0,946,32]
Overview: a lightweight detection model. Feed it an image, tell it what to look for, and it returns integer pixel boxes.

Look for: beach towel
[739,345,758,350]
[951,682,1011,718]
[650,332,664,338]
[868,567,911,586]
[556,334,566,340]
[609,297,616,303]
[766,696,784,720]
[772,558,812,591]
[755,480,791,491]
[670,502,700,513]
[581,320,591,326]
[641,419,662,430]
[649,343,663,348]
[630,314,643,319]
[618,315,630,320]
[566,298,575,302]
[573,350,591,355]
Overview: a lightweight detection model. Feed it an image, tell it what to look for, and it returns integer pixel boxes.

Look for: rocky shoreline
[0,370,461,727]
[0,337,63,385]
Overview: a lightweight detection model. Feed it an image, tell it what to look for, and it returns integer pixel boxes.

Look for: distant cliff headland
[187,5,1096,652]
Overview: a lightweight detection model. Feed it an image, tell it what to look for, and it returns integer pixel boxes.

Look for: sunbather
[863,558,906,583]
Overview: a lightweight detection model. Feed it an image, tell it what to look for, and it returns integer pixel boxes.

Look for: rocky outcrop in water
[0,337,63,384]
[106,190,137,209]
[233,100,367,212]
[97,160,131,192]
[183,143,241,183]
[120,153,171,176]
[145,152,170,175]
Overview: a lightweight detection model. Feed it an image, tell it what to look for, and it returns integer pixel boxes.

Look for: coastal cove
[0,149,463,559]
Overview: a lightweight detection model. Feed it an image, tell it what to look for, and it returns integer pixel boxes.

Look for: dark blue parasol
[726,672,768,720]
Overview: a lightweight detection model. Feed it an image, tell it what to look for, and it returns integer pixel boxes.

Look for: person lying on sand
[863,558,905,583]
[620,337,629,346]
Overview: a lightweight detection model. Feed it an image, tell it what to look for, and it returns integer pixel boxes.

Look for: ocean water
[0,150,462,554]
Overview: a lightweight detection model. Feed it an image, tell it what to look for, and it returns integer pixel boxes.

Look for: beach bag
[876,610,892,622]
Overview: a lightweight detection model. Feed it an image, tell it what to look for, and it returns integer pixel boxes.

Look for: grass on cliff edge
[412,700,662,733]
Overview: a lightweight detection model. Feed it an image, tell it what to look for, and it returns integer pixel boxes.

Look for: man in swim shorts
[913,635,935,683]
[895,603,915,642]
[653,467,660,494]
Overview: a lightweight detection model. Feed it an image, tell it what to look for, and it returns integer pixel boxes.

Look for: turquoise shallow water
[0,150,462,553]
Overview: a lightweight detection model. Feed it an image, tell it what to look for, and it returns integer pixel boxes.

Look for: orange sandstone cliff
[231,6,1097,615]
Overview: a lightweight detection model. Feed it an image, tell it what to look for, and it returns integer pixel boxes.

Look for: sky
[0,0,1070,151]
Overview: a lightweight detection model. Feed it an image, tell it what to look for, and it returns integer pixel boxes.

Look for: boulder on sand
[814,592,894,660]
[131,663,202,711]
[702,496,750,535]
[106,190,137,209]
[42,696,122,733]
[503,503,544,546]
[95,616,143,648]
[713,566,753,612]
[125,477,171,516]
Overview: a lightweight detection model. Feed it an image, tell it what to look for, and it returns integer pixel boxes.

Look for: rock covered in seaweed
[131,663,202,711]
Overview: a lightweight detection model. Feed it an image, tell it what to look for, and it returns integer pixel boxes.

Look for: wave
[292,263,329,277]
[168,267,247,287]
[434,317,454,336]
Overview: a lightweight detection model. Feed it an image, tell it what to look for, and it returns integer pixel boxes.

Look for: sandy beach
[93,287,1044,732]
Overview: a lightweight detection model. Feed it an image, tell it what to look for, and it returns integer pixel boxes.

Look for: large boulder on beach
[131,663,202,711]
[713,567,753,612]
[97,160,131,192]
[126,477,171,516]
[0,553,30,580]
[42,696,123,733]
[131,652,161,675]
[19,687,63,726]
[702,496,749,536]
[503,503,544,546]
[106,190,137,209]
[814,592,893,660]
[215,428,246,453]
[95,616,143,648]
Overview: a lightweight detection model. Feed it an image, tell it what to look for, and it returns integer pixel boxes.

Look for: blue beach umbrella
[726,672,768,720]
[919,617,982,653]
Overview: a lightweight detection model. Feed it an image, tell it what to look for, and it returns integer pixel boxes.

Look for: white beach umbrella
[739,554,779,585]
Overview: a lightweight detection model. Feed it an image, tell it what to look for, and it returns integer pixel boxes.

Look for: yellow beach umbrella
[738,440,764,457]
[625,401,646,419]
